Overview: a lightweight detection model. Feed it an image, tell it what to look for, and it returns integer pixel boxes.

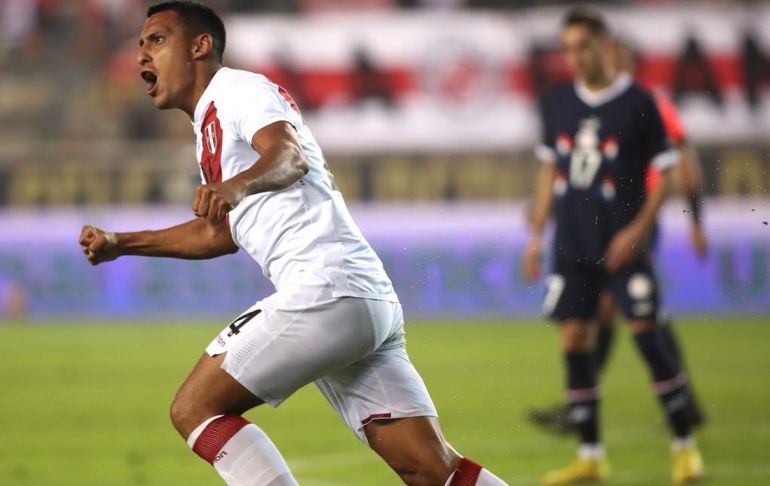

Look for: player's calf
[631,323,694,440]
[366,417,458,485]
[365,417,507,485]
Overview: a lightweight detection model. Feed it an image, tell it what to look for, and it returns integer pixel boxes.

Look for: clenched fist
[192,180,245,221]
[79,225,119,265]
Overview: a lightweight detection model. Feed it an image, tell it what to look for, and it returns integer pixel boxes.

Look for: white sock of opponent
[187,415,298,486]
[445,457,509,485]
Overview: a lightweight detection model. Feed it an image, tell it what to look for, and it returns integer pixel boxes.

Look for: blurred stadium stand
[1,1,768,206]
[0,1,768,319]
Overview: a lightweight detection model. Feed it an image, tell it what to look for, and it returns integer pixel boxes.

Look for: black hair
[147,1,226,62]
[562,5,609,38]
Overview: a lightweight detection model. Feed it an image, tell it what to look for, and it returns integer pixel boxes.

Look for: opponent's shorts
[205,283,437,443]
[543,257,660,322]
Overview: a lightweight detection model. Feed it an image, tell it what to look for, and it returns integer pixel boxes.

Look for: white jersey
[192,67,397,302]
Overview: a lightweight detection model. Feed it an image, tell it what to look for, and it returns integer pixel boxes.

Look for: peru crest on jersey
[200,102,223,184]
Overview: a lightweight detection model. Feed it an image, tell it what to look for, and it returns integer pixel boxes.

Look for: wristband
[687,193,702,225]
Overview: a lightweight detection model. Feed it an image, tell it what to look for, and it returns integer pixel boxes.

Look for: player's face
[137,11,196,110]
[560,24,608,84]
[612,42,636,75]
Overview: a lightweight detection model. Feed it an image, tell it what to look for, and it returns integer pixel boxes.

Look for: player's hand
[604,223,645,272]
[522,236,542,282]
[192,180,245,221]
[690,224,709,259]
[79,225,119,265]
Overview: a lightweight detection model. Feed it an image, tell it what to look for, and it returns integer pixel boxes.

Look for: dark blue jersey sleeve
[535,93,557,163]
[639,90,676,171]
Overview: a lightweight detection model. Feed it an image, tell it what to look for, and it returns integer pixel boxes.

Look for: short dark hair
[147,1,226,62]
[562,5,609,38]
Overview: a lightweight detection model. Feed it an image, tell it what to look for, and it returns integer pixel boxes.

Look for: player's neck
[580,68,616,93]
[182,63,223,119]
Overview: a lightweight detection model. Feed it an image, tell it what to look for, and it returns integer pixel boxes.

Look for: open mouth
[141,70,158,94]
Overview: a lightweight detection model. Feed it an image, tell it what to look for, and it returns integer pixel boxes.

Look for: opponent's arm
[193,121,309,221]
[676,141,708,258]
[522,162,557,281]
[604,166,672,272]
[79,217,238,266]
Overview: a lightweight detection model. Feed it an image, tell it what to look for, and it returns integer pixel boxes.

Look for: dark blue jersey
[535,74,675,265]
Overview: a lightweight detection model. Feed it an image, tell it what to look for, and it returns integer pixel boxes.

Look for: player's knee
[169,397,190,437]
[629,318,656,334]
[562,321,595,352]
[169,395,209,440]
[596,306,615,329]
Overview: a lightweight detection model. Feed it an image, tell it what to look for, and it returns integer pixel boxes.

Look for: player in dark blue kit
[522,7,704,485]
[527,37,708,437]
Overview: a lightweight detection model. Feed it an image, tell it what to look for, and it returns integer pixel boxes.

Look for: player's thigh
[213,296,384,409]
[561,318,596,352]
[314,302,438,443]
[171,352,264,438]
[544,260,603,322]
[596,290,617,327]
[609,257,660,323]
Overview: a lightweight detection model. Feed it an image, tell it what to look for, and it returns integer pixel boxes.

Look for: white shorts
[205,284,437,442]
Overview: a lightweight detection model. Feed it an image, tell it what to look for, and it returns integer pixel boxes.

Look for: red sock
[191,415,250,464]
[448,457,483,486]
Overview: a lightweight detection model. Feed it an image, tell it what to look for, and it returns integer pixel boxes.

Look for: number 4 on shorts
[227,309,261,337]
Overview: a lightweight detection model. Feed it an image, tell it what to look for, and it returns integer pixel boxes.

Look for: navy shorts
[543,257,660,322]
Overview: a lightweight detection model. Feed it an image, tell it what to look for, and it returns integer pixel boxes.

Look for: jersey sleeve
[534,94,557,164]
[640,91,677,171]
[230,77,300,146]
[654,92,686,145]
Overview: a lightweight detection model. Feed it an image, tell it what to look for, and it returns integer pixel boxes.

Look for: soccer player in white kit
[78,3,508,485]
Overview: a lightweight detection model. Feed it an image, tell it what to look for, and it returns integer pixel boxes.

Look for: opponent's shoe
[542,457,610,485]
[528,404,575,435]
[672,445,704,484]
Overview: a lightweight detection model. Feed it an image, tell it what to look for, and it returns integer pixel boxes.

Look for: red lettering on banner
[200,102,223,184]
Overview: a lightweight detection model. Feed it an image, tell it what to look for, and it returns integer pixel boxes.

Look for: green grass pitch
[1,317,769,485]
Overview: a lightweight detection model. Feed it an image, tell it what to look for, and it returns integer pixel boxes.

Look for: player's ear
[192,33,214,60]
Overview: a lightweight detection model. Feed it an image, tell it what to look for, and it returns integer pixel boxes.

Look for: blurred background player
[527,38,709,435]
[522,6,704,485]
[79,2,507,486]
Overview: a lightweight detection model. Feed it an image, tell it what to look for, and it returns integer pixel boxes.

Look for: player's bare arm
[675,141,708,258]
[79,218,237,265]
[604,166,672,272]
[523,162,556,281]
[193,121,309,221]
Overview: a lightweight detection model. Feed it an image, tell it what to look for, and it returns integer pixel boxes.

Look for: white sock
[187,415,223,447]
[444,457,509,485]
[213,424,298,486]
[578,443,605,460]
[671,436,695,452]
[188,415,298,486]
[475,468,509,485]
